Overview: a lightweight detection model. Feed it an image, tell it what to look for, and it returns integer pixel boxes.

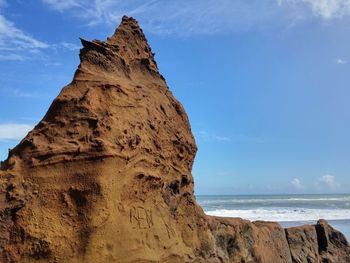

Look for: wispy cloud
[53,41,81,51]
[0,1,80,61]
[0,86,47,98]
[10,89,43,98]
[0,123,33,140]
[0,0,49,61]
[41,0,82,11]
[41,0,350,36]
[44,61,63,67]
[336,58,348,64]
[195,130,266,143]
[0,15,49,51]
[291,178,304,190]
[0,53,26,61]
[60,41,80,50]
[212,135,232,142]
[41,0,288,35]
[196,130,231,142]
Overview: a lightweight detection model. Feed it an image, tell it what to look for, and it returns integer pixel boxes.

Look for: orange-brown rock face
[0,16,349,263]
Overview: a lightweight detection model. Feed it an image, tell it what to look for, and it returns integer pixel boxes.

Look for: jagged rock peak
[77,16,159,81]
[107,16,155,61]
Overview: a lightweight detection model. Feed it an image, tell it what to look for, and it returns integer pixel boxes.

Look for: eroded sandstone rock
[0,16,349,263]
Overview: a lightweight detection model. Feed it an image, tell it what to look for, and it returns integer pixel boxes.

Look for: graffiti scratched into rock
[129,206,153,229]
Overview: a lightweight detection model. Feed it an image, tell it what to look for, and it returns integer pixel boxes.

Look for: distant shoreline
[198,194,350,240]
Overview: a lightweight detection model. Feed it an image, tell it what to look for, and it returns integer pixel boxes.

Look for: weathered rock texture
[0,16,349,263]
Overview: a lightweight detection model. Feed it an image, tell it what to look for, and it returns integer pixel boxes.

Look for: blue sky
[0,0,349,195]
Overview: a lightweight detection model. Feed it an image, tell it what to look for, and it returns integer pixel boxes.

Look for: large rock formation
[0,16,349,263]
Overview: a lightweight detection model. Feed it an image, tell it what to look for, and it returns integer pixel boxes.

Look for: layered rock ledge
[0,16,349,263]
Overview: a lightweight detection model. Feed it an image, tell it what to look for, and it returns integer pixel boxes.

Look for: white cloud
[0,124,33,140]
[291,178,304,190]
[303,0,350,19]
[279,0,350,20]
[336,58,347,64]
[319,174,337,188]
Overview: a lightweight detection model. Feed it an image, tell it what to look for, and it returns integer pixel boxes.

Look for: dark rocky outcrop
[286,219,350,263]
[0,16,349,263]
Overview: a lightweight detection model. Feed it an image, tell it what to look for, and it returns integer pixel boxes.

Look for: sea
[197,194,350,241]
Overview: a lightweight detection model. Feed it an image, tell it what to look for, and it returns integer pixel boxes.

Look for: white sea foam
[199,197,350,205]
[205,208,350,222]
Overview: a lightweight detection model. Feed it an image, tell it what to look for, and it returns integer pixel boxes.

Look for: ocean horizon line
[196,193,350,197]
